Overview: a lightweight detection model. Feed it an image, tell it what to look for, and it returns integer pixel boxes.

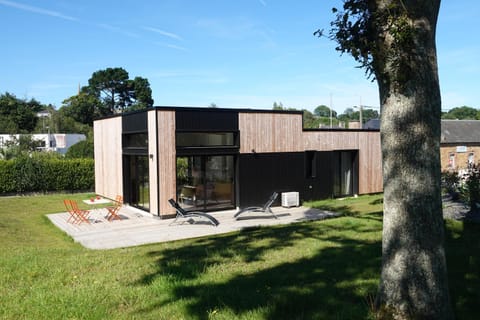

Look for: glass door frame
[176,154,236,212]
[333,150,358,198]
[124,154,150,212]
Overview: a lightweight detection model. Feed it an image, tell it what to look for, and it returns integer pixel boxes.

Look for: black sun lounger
[168,199,219,226]
[234,192,279,219]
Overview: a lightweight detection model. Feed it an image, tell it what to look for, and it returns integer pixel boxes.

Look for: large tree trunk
[373,0,453,318]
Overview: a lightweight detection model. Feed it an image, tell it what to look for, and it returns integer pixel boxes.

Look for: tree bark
[373,0,453,318]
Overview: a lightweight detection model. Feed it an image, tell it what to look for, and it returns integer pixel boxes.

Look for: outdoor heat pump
[281,192,299,208]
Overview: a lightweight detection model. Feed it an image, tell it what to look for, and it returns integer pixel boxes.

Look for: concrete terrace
[47,205,339,250]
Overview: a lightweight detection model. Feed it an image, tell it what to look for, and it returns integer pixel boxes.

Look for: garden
[0,193,478,319]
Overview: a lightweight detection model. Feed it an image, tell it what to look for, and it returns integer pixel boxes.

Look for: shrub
[0,156,94,194]
[443,164,480,212]
[65,139,94,159]
[459,164,480,212]
[0,160,15,193]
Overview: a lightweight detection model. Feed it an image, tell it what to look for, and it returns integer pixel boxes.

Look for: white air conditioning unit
[281,192,299,208]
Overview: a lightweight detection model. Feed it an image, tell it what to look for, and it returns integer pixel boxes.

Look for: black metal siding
[304,151,334,200]
[237,151,359,207]
[237,153,305,207]
[175,110,238,132]
[122,111,148,133]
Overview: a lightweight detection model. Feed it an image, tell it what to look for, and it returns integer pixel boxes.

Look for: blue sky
[1,0,478,114]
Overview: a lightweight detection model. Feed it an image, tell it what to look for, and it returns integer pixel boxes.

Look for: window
[124,133,148,149]
[448,153,455,168]
[176,155,235,211]
[176,132,236,147]
[305,151,317,178]
[468,152,475,166]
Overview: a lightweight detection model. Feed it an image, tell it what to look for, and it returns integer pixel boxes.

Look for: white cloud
[142,26,183,41]
[0,0,78,21]
[150,69,229,84]
[97,23,140,38]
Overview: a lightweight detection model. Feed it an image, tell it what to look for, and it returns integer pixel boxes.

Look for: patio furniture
[168,198,219,226]
[234,192,279,219]
[64,199,91,224]
[82,196,112,215]
[105,195,123,221]
[179,185,196,205]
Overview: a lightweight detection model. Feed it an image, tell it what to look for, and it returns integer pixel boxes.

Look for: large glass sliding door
[126,155,150,211]
[176,155,235,211]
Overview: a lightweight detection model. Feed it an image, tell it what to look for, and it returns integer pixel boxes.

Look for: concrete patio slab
[47,205,339,250]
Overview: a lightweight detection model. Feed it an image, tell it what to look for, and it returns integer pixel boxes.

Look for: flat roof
[93,106,380,132]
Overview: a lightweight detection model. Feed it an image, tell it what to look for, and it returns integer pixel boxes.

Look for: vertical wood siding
[147,111,158,216]
[357,131,383,194]
[239,112,382,195]
[94,117,123,200]
[303,130,382,194]
[239,112,303,153]
[157,110,177,216]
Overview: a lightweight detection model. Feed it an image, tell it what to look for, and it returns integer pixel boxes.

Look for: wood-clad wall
[357,131,383,194]
[239,112,304,153]
[147,111,158,216]
[303,130,382,194]
[156,110,177,217]
[94,117,123,200]
[239,113,382,194]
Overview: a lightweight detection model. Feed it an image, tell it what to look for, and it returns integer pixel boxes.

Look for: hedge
[0,156,94,194]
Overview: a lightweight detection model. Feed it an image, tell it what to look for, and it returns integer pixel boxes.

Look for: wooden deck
[47,205,339,250]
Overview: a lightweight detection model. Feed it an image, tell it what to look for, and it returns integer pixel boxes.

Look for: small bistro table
[82,197,111,218]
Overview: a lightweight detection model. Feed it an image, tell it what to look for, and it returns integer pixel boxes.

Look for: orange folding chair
[64,199,91,224]
[105,195,123,221]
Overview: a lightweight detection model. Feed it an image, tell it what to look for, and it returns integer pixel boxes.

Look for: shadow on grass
[133,219,382,319]
[444,219,480,319]
[310,205,360,216]
[369,198,383,205]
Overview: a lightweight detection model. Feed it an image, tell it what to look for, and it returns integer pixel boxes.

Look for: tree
[302,109,320,128]
[86,67,153,114]
[61,91,106,125]
[314,104,337,118]
[0,92,43,133]
[272,101,285,110]
[128,76,154,111]
[321,1,452,318]
[442,105,478,120]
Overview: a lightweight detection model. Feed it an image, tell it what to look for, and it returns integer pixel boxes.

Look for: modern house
[441,120,480,171]
[0,133,86,154]
[94,107,383,218]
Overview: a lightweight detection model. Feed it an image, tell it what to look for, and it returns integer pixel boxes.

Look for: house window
[176,132,236,147]
[176,155,235,211]
[124,133,148,149]
[468,153,475,166]
[448,153,455,168]
[305,151,317,178]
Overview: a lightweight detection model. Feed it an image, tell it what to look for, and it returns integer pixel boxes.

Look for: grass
[0,193,478,319]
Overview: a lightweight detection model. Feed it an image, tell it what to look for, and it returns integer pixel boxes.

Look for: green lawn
[0,193,478,319]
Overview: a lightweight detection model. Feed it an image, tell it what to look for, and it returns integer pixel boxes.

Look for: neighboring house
[363,119,380,130]
[441,120,480,171]
[94,107,383,218]
[0,133,86,155]
[361,118,480,172]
